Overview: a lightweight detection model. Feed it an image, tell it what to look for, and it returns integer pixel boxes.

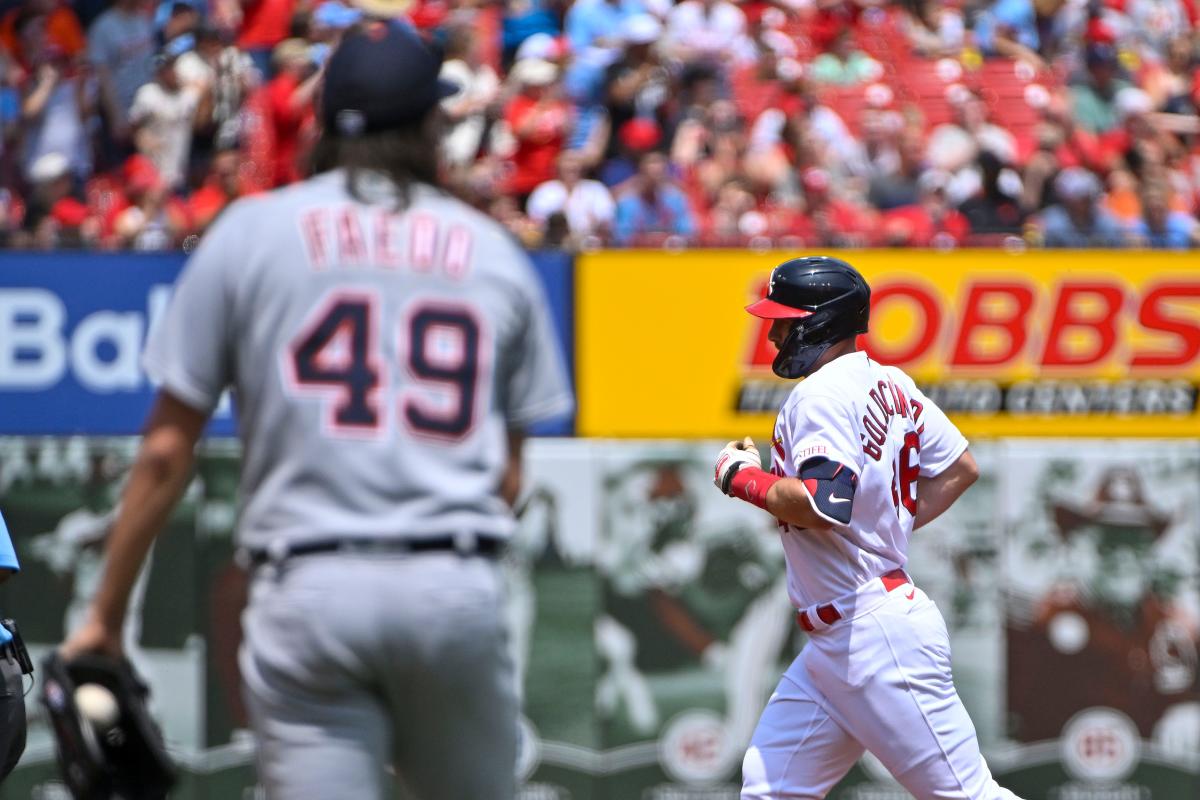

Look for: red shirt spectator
[263,39,320,187]
[503,58,572,197]
[189,148,246,231]
[236,0,295,50]
[880,171,970,246]
[801,168,880,246]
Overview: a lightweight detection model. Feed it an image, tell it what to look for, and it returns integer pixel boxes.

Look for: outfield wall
[1,251,1198,799]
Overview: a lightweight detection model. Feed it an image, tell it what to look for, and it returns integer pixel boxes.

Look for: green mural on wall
[0,438,1196,799]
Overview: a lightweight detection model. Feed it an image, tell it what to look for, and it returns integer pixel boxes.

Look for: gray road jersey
[143,170,573,549]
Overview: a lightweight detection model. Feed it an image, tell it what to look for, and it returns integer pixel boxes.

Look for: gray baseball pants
[240,551,517,800]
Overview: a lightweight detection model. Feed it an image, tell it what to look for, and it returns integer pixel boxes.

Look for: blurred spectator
[926,90,1017,175]
[110,154,189,249]
[176,24,258,154]
[0,0,86,66]
[1037,166,1127,246]
[1123,0,1192,67]
[0,0,1193,253]
[959,150,1025,234]
[504,58,573,197]
[601,116,660,186]
[672,98,746,197]
[973,0,1043,68]
[897,0,965,58]
[701,176,777,245]
[527,150,616,241]
[18,152,100,249]
[565,0,643,58]
[263,37,320,187]
[440,23,501,170]
[87,0,156,148]
[801,166,878,247]
[235,0,296,78]
[310,1,362,48]
[868,125,927,210]
[156,0,201,44]
[129,35,208,190]
[1103,167,1144,225]
[603,14,668,147]
[879,169,970,247]
[17,9,93,182]
[188,143,244,230]
[662,0,755,71]
[809,30,881,86]
[502,0,560,66]
[488,193,543,247]
[1070,43,1131,134]
[1141,36,1197,115]
[613,150,696,244]
[1128,181,1199,248]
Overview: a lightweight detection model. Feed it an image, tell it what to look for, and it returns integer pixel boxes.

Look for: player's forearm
[91,428,197,629]
[766,478,835,531]
[90,393,208,629]
[913,451,978,530]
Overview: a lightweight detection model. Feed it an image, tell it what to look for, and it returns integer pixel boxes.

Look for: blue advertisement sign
[0,251,574,436]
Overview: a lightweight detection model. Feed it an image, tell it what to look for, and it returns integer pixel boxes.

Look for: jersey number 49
[283,291,486,441]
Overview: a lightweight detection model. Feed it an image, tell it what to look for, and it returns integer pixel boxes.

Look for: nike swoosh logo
[905,588,915,600]
[828,494,851,504]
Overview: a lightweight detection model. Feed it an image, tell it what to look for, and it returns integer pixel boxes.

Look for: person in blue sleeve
[0,509,26,781]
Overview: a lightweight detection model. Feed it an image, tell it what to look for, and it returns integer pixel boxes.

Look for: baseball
[75,683,120,730]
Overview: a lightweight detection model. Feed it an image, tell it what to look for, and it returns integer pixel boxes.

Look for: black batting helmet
[746,256,870,379]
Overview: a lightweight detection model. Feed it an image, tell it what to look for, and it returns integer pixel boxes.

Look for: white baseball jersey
[768,351,967,608]
[143,169,573,549]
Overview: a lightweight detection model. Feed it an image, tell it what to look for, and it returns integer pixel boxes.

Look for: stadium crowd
[1,0,1198,250]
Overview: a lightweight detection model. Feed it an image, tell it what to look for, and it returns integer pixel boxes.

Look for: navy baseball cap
[322,20,458,136]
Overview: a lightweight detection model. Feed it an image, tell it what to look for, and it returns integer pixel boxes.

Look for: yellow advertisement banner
[577,250,1200,439]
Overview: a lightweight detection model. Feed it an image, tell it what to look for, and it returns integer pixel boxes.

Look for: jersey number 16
[890,432,921,518]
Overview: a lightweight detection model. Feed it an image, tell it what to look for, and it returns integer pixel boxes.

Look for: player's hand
[714,436,761,495]
[60,611,124,661]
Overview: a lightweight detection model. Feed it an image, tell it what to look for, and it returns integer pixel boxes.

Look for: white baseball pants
[743,582,1023,799]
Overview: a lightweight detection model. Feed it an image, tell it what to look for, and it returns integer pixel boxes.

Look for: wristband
[728,467,781,511]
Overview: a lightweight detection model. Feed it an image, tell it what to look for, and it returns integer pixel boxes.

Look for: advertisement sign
[0,252,575,436]
[576,251,1200,439]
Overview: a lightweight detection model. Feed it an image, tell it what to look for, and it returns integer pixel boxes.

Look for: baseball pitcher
[60,20,572,800]
[714,256,1023,799]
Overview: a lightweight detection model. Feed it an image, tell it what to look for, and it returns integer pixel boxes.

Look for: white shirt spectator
[664,0,756,66]
[129,81,199,190]
[527,177,616,236]
[440,58,501,168]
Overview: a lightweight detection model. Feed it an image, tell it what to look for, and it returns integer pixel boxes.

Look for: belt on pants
[796,569,912,633]
[236,533,506,569]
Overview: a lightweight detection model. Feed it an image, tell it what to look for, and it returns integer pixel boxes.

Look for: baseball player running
[714,256,1022,800]
[61,20,572,800]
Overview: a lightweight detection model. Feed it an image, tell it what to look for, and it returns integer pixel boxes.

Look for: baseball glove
[40,652,177,800]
